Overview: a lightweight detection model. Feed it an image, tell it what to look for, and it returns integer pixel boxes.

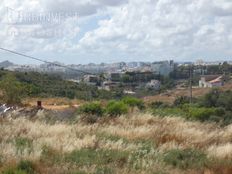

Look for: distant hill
[0,60,14,68]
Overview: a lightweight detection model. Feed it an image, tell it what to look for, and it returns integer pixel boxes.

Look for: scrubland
[0,112,232,174]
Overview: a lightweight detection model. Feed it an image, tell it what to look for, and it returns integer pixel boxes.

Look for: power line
[0,47,93,75]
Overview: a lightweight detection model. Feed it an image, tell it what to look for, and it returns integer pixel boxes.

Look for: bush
[152,107,185,117]
[200,89,221,107]
[122,97,145,110]
[81,115,98,124]
[174,96,191,106]
[163,149,208,169]
[17,160,35,174]
[78,102,104,117]
[0,74,25,105]
[2,169,26,174]
[2,160,35,174]
[221,111,232,126]
[187,107,221,121]
[66,148,128,167]
[216,90,232,111]
[106,101,128,117]
[14,137,33,156]
[150,101,169,109]
[40,145,63,164]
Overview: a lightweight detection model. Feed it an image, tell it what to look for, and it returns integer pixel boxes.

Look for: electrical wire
[0,47,94,75]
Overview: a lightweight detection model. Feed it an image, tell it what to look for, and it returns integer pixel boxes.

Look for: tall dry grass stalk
[0,113,231,166]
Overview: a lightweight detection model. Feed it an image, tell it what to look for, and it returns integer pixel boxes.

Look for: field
[0,112,232,174]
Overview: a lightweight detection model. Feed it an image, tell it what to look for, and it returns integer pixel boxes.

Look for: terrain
[144,82,232,104]
[0,69,232,174]
[0,110,232,174]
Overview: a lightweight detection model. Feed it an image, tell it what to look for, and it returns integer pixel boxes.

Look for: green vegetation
[149,101,169,109]
[77,97,145,119]
[122,97,145,110]
[106,101,129,117]
[78,102,104,117]
[1,66,232,174]
[66,148,129,167]
[0,70,115,101]
[14,137,33,156]
[163,149,208,169]
[40,145,63,164]
[0,74,24,105]
[2,160,35,174]
[200,89,232,110]
[16,160,35,174]
[150,89,232,126]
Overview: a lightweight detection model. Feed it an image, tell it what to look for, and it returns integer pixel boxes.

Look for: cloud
[41,0,127,16]
[0,0,232,63]
[78,0,232,61]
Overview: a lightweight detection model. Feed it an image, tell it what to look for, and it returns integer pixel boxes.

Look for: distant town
[1,59,232,95]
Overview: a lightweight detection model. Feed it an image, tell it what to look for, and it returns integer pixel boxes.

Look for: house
[83,75,100,85]
[101,81,120,91]
[199,75,224,88]
[146,80,161,90]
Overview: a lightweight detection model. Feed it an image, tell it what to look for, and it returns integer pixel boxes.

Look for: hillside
[0,61,14,68]
[144,82,232,104]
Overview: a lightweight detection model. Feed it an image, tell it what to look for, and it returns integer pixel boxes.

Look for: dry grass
[0,113,232,173]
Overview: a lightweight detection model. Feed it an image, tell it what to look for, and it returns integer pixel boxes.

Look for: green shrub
[150,101,169,109]
[81,115,98,124]
[221,111,232,126]
[2,160,35,174]
[187,107,219,121]
[2,169,27,174]
[66,148,128,167]
[174,96,191,106]
[0,74,25,105]
[14,137,33,156]
[122,97,145,110]
[152,108,185,117]
[78,102,104,117]
[216,90,232,111]
[40,145,63,164]
[0,154,2,166]
[163,149,208,169]
[106,101,128,117]
[200,88,221,107]
[16,160,35,174]
[72,172,88,174]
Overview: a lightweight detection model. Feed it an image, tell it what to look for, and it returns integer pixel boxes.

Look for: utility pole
[189,64,193,104]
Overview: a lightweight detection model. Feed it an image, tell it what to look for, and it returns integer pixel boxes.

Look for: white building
[199,75,224,88]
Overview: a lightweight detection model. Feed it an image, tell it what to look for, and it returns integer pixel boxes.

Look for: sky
[0,0,232,65]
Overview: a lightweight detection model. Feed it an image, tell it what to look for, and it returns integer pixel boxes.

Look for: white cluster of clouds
[0,0,232,63]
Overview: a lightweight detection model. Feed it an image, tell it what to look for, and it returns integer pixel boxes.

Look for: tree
[200,88,221,107]
[0,74,24,105]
